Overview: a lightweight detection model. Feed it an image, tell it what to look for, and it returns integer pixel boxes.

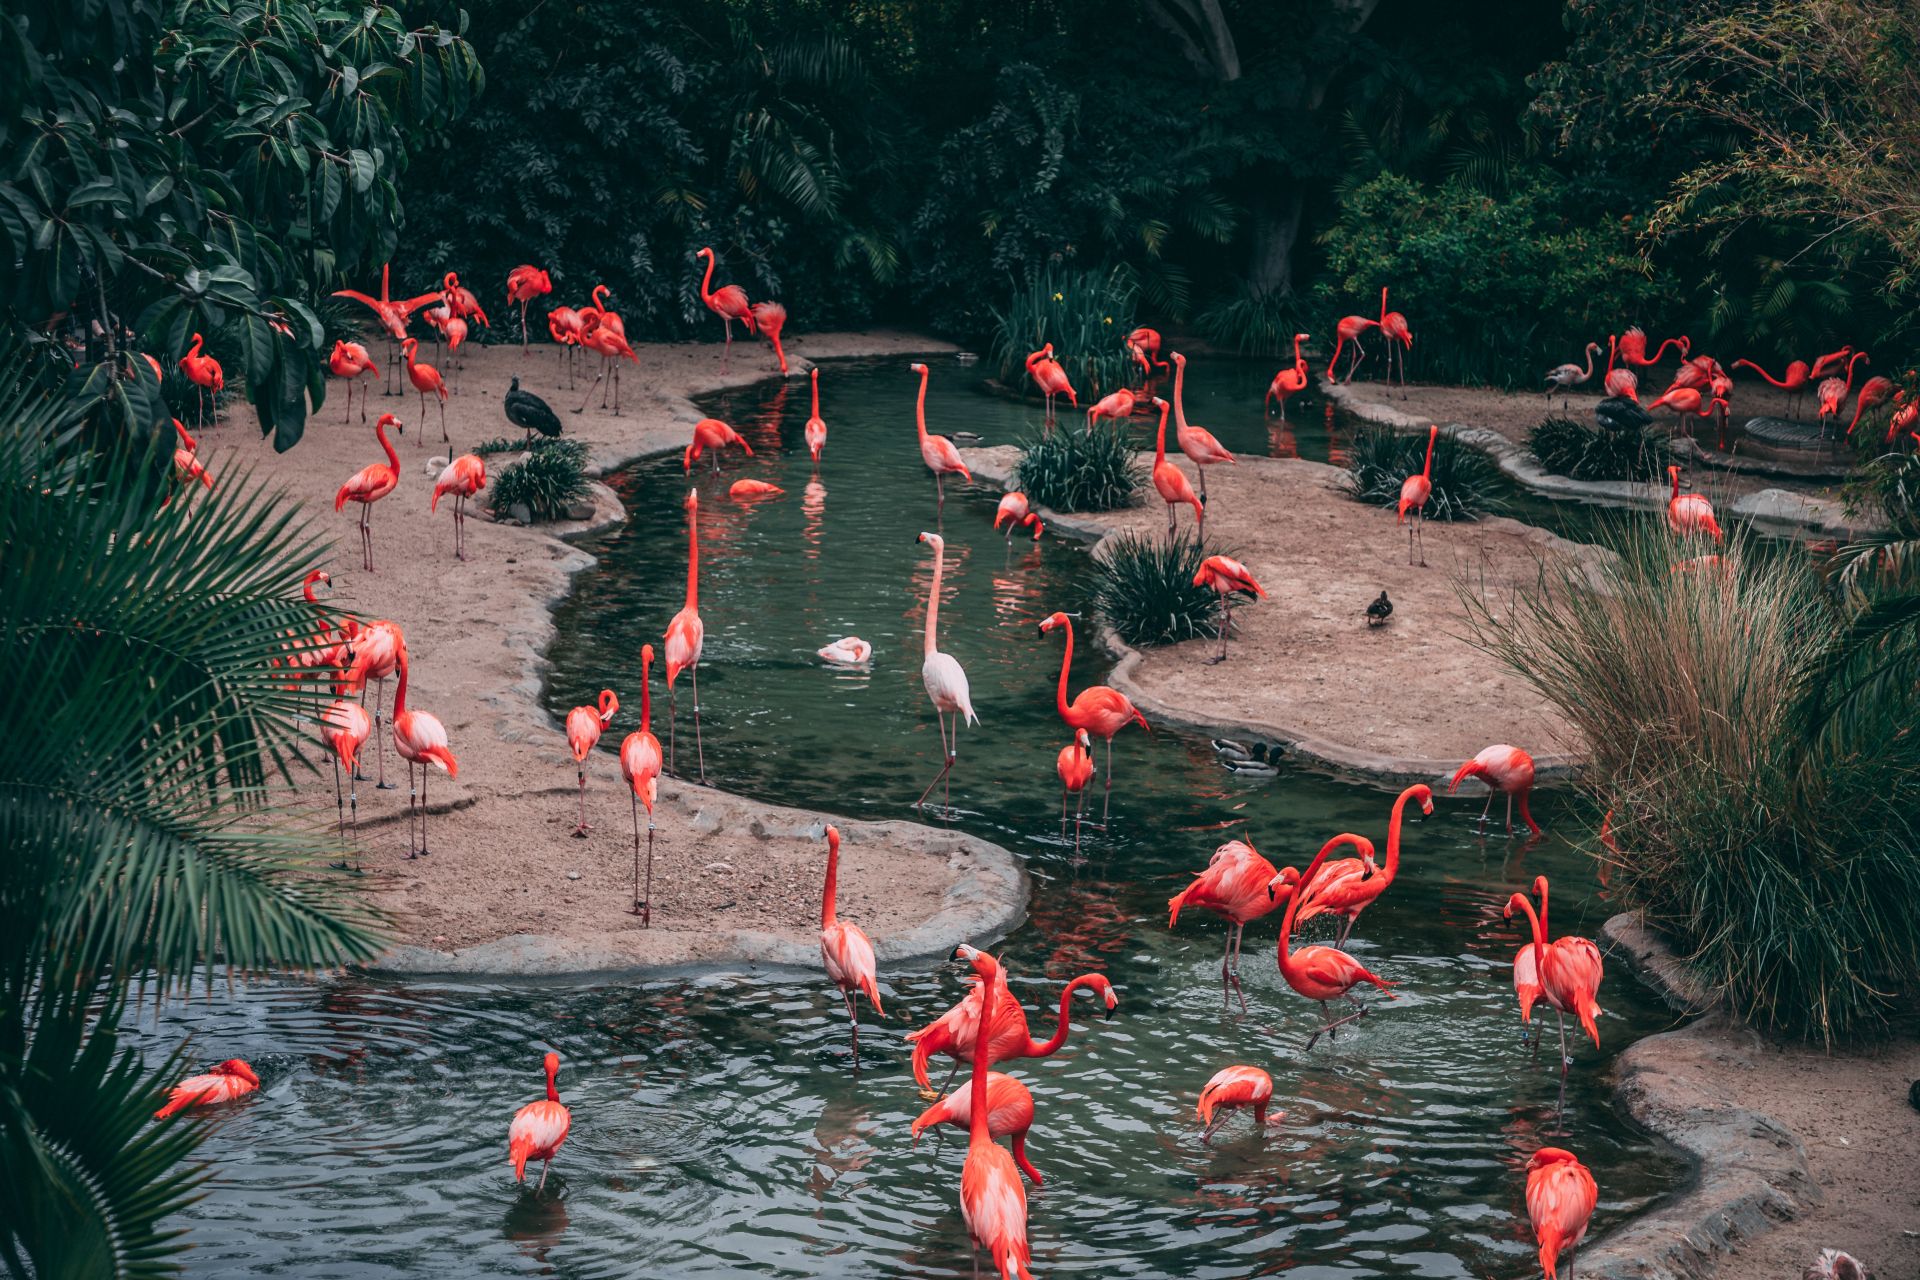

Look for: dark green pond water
[141,357,1685,1277]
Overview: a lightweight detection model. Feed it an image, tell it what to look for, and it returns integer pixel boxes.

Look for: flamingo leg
[438,395,447,444]
[573,368,607,415]
[374,678,394,790]
[600,358,612,410]
[612,363,622,416]
[1229,923,1249,1014]
[403,761,420,859]
[1477,789,1495,828]
[1220,927,1233,1007]
[722,318,733,371]
[1416,511,1426,568]
[1506,792,1515,834]
[913,710,954,812]
[574,767,590,837]
[627,791,644,916]
[537,1159,550,1194]
[641,812,655,927]
[1305,995,1371,1050]
[1101,735,1114,829]
[691,665,706,784]
[935,471,946,513]
[1206,593,1232,665]
[1556,1009,1572,1123]
[843,989,860,1062]
[420,764,432,855]
[667,683,677,777]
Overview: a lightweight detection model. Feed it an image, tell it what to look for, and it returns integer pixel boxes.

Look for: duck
[1365,590,1393,628]
[505,377,563,445]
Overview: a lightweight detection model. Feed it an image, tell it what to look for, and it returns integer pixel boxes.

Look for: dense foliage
[1468,522,1920,1042]
[1342,425,1502,521]
[490,438,590,522]
[989,263,1138,399]
[1094,531,1222,648]
[1528,414,1670,482]
[1014,425,1143,513]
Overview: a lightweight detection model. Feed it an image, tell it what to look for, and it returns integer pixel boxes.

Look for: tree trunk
[1248,190,1305,297]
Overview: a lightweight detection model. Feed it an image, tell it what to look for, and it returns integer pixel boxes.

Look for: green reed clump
[1013,425,1142,513]
[1528,414,1670,482]
[1464,518,1920,1043]
[488,438,589,521]
[1094,531,1222,647]
[1342,424,1502,520]
[989,262,1139,399]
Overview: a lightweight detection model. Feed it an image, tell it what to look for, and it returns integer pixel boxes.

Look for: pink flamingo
[1846,374,1896,435]
[683,417,754,473]
[1815,351,1869,436]
[1169,352,1236,500]
[332,264,442,388]
[1379,292,1414,397]
[804,366,827,465]
[1149,396,1204,539]
[155,1059,259,1119]
[729,479,784,500]
[1266,333,1311,418]
[1272,834,1397,1048]
[178,332,224,428]
[548,306,584,387]
[906,944,1116,1095]
[507,1052,571,1194]
[1449,744,1542,834]
[993,492,1033,539]
[1192,555,1266,664]
[664,492,707,783]
[400,338,448,443]
[1664,465,1723,542]
[318,699,371,868]
[1506,884,1604,1111]
[1326,295,1382,382]
[1168,837,1298,1011]
[390,640,458,860]
[573,322,637,416]
[1038,610,1149,826]
[1055,727,1094,844]
[818,824,884,1054]
[913,531,977,814]
[335,413,403,572]
[342,618,404,792]
[431,451,486,561]
[1126,325,1169,381]
[1294,784,1433,946]
[1810,344,1855,379]
[910,362,972,510]
[954,950,1035,1280]
[1084,386,1137,431]
[695,246,755,368]
[1399,424,1437,566]
[1603,335,1640,401]
[1197,1064,1279,1141]
[1024,343,1077,429]
[912,1072,1042,1185]
[564,689,619,837]
[1615,326,1688,369]
[1527,1147,1598,1280]
[619,645,663,921]
[328,340,379,423]
[751,300,789,374]
[506,264,553,352]
[1733,355,1810,418]
[170,420,213,493]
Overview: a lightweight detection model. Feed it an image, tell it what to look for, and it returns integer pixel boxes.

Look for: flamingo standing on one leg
[911,1072,1042,1185]
[1168,837,1298,1012]
[154,1059,260,1119]
[619,645,663,923]
[1663,465,1723,542]
[506,265,552,353]
[390,640,458,861]
[1197,1065,1279,1142]
[1294,783,1434,948]
[1024,344,1077,429]
[548,307,584,388]
[910,362,971,511]
[1169,353,1235,501]
[431,450,486,561]
[1271,833,1397,1048]
[1527,1147,1598,1280]
[319,698,371,870]
[1055,728,1094,848]
[1399,424,1437,567]
[664,492,707,785]
[1192,555,1266,665]
[507,1052,571,1194]
[1037,611,1148,828]
[819,824,884,1057]
[400,338,448,444]
[1266,333,1311,418]
[179,333,224,429]
[954,951,1035,1280]
[912,531,977,815]
[564,689,619,837]
[695,246,755,369]
[1846,374,1896,436]
[804,366,827,466]
[329,340,379,423]
[335,413,403,572]
[1149,396,1204,540]
[1450,744,1542,835]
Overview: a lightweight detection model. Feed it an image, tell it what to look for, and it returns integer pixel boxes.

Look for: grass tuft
[488,438,589,522]
[1094,531,1221,647]
[1341,424,1501,521]
[1528,415,1670,482]
[1013,425,1142,513]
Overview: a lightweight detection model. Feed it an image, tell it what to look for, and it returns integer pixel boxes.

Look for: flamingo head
[696,246,714,261]
[1667,463,1681,486]
[916,530,942,551]
[216,1059,259,1086]
[684,488,698,513]
[1533,874,1549,900]
[543,1051,560,1081]
[1076,727,1091,751]
[305,569,331,594]
[825,824,840,857]
[1503,892,1531,922]
[378,412,404,436]
[1037,610,1071,636]
[1265,865,1302,903]
[1528,1147,1580,1171]
[401,337,418,356]
[1406,782,1435,816]
[1171,351,1186,368]
[443,272,459,290]
[597,688,619,721]
[910,362,928,375]
[1087,975,1119,1017]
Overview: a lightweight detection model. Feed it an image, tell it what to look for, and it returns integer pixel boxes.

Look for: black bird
[505,376,563,446]
[1594,394,1653,434]
[1366,590,1393,628]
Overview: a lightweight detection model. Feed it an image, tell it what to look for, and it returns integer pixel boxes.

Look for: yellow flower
[1052,292,1063,302]
[1103,316,1112,324]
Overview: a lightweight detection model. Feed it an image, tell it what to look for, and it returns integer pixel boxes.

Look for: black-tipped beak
[948,944,965,961]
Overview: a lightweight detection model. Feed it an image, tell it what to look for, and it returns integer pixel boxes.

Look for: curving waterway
[138,357,1684,1277]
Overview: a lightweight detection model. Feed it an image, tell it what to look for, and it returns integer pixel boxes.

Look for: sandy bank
[957,443,1591,782]
[201,330,1030,975]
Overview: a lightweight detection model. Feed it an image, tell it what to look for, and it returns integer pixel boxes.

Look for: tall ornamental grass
[1465,520,1920,1042]
[989,262,1139,399]
[1013,426,1141,514]
[1094,532,1221,647]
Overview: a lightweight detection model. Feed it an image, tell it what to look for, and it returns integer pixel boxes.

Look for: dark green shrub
[1013,426,1142,513]
[1341,425,1502,521]
[1195,285,1311,359]
[489,439,589,522]
[1094,532,1220,647]
[989,262,1139,400]
[1528,415,1670,482]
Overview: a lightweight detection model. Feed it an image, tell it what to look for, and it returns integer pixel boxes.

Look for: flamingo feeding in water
[564,689,619,837]
[1399,424,1437,566]
[695,246,755,368]
[910,362,972,509]
[328,339,379,423]
[507,1052,571,1194]
[913,531,977,815]
[1271,833,1397,1048]
[1024,343,1076,429]
[1527,1147,1598,1280]
[1037,610,1149,827]
[1168,837,1298,1011]
[1294,783,1434,947]
[1663,465,1723,543]
[390,640,458,860]
[1192,555,1266,665]
[506,264,553,352]
[431,450,486,561]
[683,417,754,473]
[818,824,884,1055]
[993,492,1035,540]
[619,645,664,923]
[750,300,789,374]
[1197,1064,1278,1141]
[1150,396,1204,539]
[335,413,403,572]
[1266,333,1311,418]
[1126,325,1168,381]
[179,332,224,428]
[1056,727,1094,844]
[664,492,707,784]
[400,338,448,443]
[953,949,1035,1280]
[906,944,1116,1096]
[155,1059,259,1119]
[804,366,827,465]
[1449,744,1543,835]
[912,1071,1042,1185]
[1170,353,1235,500]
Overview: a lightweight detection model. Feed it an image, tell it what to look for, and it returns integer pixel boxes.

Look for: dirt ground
[958,444,1588,778]
[196,329,1021,966]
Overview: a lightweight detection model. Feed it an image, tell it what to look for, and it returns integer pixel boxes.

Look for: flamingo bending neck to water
[912,1071,1041,1184]
[1038,611,1148,827]
[1449,744,1542,834]
[665,491,707,783]
[819,824,884,1056]
[564,689,619,836]
[907,944,1116,1094]
[1198,1064,1279,1141]
[913,531,977,815]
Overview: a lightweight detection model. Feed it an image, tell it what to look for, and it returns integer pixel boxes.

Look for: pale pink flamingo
[819,824,884,1055]
[817,637,872,666]
[155,1059,259,1119]
[665,492,707,783]
[911,362,971,510]
[1084,386,1136,431]
[907,944,1116,1095]
[955,950,1034,1280]
[1815,351,1869,435]
[431,451,486,561]
[390,640,458,860]
[696,246,755,368]
[1294,784,1433,947]
[620,645,664,922]
[328,339,378,422]
[1197,1064,1279,1141]
[911,1072,1041,1184]
[335,412,403,572]
[507,1052,571,1194]
[1024,343,1077,429]
[1449,744,1542,835]
[1399,424,1437,566]
[1192,555,1266,664]
[1272,834,1397,1048]
[1544,342,1603,408]
[804,366,827,465]
[1168,837,1298,1011]
[564,688,619,837]
[1149,396,1204,539]
[1527,1147,1598,1280]
[913,531,977,814]
[1038,610,1149,826]
[1169,352,1235,500]
[683,417,754,473]
[1664,465,1723,542]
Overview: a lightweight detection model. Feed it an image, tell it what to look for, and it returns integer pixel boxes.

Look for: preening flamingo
[993,493,1034,540]
[954,950,1035,1280]
[1126,325,1168,380]
[155,1059,259,1119]
[1846,374,1895,435]
[664,491,707,784]
[442,316,468,392]
[751,300,789,374]
[505,264,553,352]
[619,645,664,922]
[1663,465,1723,542]
[819,825,884,1055]
[1809,344,1855,379]
[1399,424,1437,567]
[913,531,977,814]
[170,420,213,493]
[507,1052,571,1194]
[695,246,755,368]
[1526,1147,1597,1280]
[912,1072,1042,1185]
[564,688,620,836]
[1544,343,1603,408]
[911,362,972,509]
[1055,727,1094,843]
[440,272,490,331]
[1615,326,1688,369]
[1326,299,1381,383]
[683,417,754,473]
[335,413,403,572]
[1170,353,1235,500]
[1886,390,1919,445]
[1192,555,1266,665]
[179,332,224,428]
[1149,396,1204,539]
[329,339,379,423]
[1271,833,1397,1048]
[1024,343,1077,429]
[1168,837,1297,1011]
[817,637,873,666]
[1449,744,1542,835]
[431,451,486,561]
[1197,1064,1278,1141]
[390,640,458,860]
[906,944,1117,1095]
[332,264,442,387]
[1266,333,1311,418]
[548,306,584,386]
[319,698,371,867]
[1084,386,1137,431]
[1037,610,1148,827]
[804,366,827,465]
[729,479,784,499]
[1602,335,1639,401]
[399,338,448,443]
[1379,293,1414,397]
[1815,351,1869,436]
[1733,356,1810,418]
[1295,783,1433,947]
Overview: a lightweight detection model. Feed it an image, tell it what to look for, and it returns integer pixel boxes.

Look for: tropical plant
[1194,284,1311,359]
[0,0,482,451]
[1342,424,1502,521]
[0,350,380,1272]
[1093,531,1222,647]
[1013,424,1142,514]
[1528,414,1670,482]
[989,262,1139,399]
[489,438,590,521]
[1466,519,1920,1042]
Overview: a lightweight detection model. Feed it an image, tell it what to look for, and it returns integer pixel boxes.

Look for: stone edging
[1578,913,1821,1279]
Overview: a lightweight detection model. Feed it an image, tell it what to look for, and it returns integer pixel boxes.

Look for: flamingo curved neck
[1382,790,1419,884]
[376,420,399,470]
[699,252,716,305]
[1053,619,1074,720]
[545,1062,560,1103]
[1031,974,1099,1056]
[1281,835,1360,973]
[1509,892,1549,990]
[640,653,653,732]
[914,368,929,443]
[1171,360,1188,431]
[924,539,943,658]
[968,964,999,1141]
[1537,878,1551,939]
